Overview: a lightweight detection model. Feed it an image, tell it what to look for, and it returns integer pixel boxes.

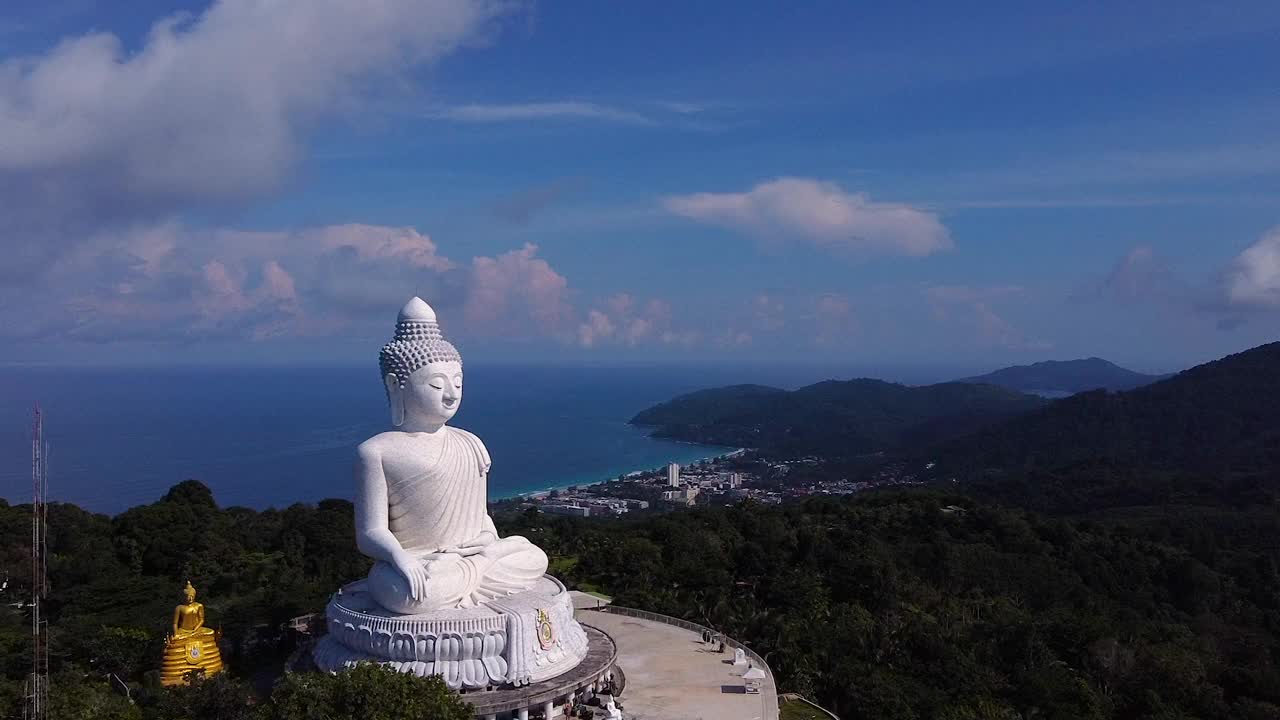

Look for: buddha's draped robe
[387,426,488,554]
[368,426,548,613]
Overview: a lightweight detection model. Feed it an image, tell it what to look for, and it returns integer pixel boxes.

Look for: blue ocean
[0,364,821,514]
[0,363,971,514]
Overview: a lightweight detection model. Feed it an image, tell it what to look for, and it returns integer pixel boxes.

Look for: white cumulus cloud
[0,0,505,193]
[663,177,952,258]
[465,243,573,339]
[1223,227,1280,309]
[0,223,577,344]
[575,294,677,348]
[0,0,514,275]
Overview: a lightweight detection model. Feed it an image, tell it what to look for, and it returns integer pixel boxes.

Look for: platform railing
[779,693,841,719]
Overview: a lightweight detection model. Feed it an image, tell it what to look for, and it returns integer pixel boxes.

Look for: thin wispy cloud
[939,143,1280,197]
[919,194,1280,211]
[1092,246,1182,304]
[925,285,1051,352]
[649,100,715,114]
[432,101,654,124]
[491,179,582,225]
[427,97,728,126]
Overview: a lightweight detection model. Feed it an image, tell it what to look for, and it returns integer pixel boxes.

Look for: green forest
[0,481,475,720]
[3,469,1279,719]
[521,485,1280,719]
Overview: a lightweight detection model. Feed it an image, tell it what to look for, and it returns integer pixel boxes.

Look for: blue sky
[1,0,1278,373]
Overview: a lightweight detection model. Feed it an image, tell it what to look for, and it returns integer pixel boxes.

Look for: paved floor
[576,610,778,720]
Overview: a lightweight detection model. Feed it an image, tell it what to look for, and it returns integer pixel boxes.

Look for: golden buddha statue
[159,581,225,686]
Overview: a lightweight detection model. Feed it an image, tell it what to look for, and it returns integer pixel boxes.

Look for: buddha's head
[183,580,197,603]
[380,298,463,429]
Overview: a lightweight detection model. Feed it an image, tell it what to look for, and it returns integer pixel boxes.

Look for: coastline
[492,444,744,502]
[2,365,753,513]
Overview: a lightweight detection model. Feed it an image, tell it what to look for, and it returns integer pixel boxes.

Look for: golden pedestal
[160,629,224,686]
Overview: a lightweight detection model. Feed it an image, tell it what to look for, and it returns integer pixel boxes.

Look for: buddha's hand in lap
[392,554,432,603]
[390,541,494,603]
[452,531,497,557]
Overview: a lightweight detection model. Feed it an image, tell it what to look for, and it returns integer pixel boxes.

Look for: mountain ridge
[955,357,1167,395]
[630,377,1048,457]
[933,341,1280,479]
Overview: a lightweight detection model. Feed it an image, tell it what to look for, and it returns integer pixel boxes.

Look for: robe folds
[368,426,548,612]
[385,426,491,555]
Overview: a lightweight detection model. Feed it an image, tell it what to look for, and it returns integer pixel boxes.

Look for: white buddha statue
[355,297,549,613]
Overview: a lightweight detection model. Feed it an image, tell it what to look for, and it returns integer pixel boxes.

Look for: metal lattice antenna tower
[24,405,49,720]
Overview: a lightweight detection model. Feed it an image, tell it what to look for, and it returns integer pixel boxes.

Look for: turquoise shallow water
[0,365,740,514]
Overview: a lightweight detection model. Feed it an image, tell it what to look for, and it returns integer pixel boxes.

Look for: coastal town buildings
[505,446,931,521]
[661,487,700,506]
[541,503,591,517]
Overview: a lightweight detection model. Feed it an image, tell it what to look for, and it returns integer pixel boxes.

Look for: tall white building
[667,462,680,487]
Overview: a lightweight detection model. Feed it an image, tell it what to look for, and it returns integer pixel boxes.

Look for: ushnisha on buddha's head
[379,297,463,430]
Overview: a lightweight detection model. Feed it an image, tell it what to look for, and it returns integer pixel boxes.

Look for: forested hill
[956,357,1167,395]
[8,480,1280,719]
[630,378,1047,456]
[936,341,1280,480]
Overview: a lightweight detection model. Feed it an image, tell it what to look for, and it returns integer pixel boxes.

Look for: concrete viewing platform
[576,607,779,720]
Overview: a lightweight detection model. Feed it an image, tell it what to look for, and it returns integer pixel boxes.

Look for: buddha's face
[184,587,196,603]
[390,360,462,427]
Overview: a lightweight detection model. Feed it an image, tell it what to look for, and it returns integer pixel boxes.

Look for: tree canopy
[503,488,1280,719]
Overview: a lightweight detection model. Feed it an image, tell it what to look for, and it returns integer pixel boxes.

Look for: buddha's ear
[385,374,405,427]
